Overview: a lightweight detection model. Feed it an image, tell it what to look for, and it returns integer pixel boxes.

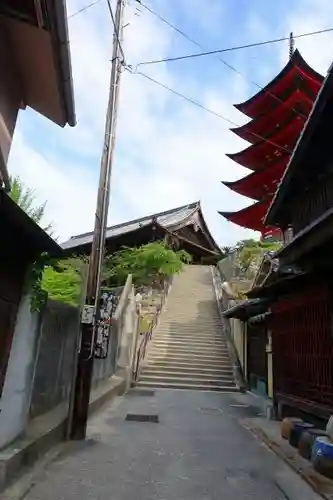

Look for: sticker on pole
[81,305,94,325]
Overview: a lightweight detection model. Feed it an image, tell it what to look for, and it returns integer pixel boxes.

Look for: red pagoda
[219,48,324,240]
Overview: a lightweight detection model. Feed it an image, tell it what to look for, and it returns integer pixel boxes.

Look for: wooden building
[219,50,323,241]
[248,60,333,420]
[0,0,76,188]
[0,1,75,401]
[219,49,324,411]
[0,190,62,396]
[62,201,222,264]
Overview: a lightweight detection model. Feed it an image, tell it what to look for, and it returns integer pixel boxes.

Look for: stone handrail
[132,276,173,383]
[210,266,246,392]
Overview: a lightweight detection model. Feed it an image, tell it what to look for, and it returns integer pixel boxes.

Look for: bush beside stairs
[135,265,238,392]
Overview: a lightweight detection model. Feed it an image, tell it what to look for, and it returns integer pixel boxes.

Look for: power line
[137,26,333,67]
[131,69,293,154]
[135,0,310,120]
[68,0,103,19]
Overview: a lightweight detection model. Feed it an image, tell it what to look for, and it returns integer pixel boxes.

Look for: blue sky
[8,0,333,245]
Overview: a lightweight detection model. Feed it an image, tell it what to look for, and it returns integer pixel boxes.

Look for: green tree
[104,242,192,288]
[9,175,53,234]
[41,260,82,306]
[40,242,191,306]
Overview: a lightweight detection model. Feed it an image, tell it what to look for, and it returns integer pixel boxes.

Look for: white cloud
[7,0,333,246]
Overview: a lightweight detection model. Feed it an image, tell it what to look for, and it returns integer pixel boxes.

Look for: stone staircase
[136,265,238,392]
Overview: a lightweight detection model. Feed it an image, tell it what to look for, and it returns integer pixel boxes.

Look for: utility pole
[70,0,126,440]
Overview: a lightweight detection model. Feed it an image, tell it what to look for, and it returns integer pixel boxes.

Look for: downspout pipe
[47,0,76,127]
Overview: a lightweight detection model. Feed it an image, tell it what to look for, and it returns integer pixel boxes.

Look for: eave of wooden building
[230,89,311,145]
[226,116,305,171]
[266,61,333,227]
[222,157,287,200]
[61,201,221,262]
[0,0,76,127]
[223,298,270,321]
[234,49,323,119]
[219,198,273,232]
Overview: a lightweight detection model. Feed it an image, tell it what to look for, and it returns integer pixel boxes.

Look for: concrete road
[23,389,320,500]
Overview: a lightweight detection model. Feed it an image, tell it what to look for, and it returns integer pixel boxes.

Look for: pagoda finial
[289,32,295,60]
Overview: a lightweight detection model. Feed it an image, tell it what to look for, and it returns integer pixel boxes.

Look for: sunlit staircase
[136,265,238,392]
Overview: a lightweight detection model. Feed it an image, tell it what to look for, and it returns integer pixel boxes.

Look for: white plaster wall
[0,294,39,448]
[117,286,136,369]
[230,318,245,372]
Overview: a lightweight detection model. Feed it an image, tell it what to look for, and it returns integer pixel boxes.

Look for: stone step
[142,363,232,377]
[147,359,230,370]
[135,265,236,392]
[145,361,233,373]
[140,369,234,381]
[148,349,230,361]
[139,374,235,386]
[153,333,226,348]
[153,335,225,344]
[151,344,228,354]
[156,331,222,338]
[136,381,238,392]
[147,362,232,372]
[158,318,221,323]
[152,337,226,346]
[149,345,229,356]
[157,323,222,330]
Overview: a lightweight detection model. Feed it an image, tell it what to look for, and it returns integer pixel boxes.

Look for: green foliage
[29,242,190,309]
[236,240,281,278]
[9,176,56,311]
[42,260,83,306]
[25,253,55,312]
[105,242,192,287]
[9,175,53,234]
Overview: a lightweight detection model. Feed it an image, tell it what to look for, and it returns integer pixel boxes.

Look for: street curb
[243,418,333,500]
[0,374,127,499]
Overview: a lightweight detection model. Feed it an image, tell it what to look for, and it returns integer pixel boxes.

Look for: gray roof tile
[61,202,199,250]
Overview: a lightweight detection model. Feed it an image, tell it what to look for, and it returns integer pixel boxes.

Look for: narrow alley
[16,389,319,500]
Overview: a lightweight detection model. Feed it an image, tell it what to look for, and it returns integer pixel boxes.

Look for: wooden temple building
[257,60,333,420]
[219,49,323,241]
[221,48,333,421]
[62,201,222,264]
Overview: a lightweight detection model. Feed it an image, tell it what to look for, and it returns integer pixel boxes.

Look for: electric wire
[132,69,294,154]
[68,0,103,19]
[135,0,313,121]
[136,26,333,67]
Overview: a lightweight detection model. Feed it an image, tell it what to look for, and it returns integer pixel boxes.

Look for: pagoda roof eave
[234,49,323,118]
[221,158,287,199]
[230,89,313,144]
[266,60,333,226]
[219,198,272,232]
[226,116,303,170]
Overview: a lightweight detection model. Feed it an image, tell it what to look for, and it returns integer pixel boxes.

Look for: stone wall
[29,300,79,418]
[0,294,39,448]
[0,274,139,450]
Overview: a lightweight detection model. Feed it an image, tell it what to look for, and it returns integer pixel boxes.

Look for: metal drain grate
[198,407,224,414]
[129,389,156,397]
[125,413,159,423]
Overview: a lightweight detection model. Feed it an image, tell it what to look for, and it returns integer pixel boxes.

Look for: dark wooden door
[247,324,268,396]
